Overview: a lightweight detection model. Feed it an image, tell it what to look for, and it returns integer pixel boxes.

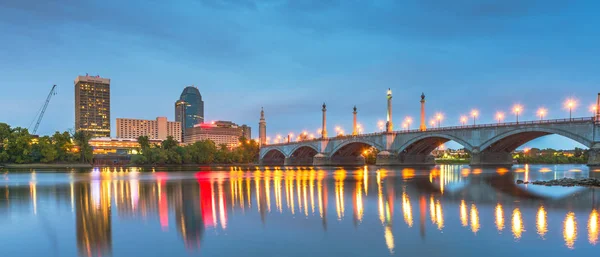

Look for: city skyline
[1,0,599,149]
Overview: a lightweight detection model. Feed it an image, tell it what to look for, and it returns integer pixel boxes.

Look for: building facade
[240,125,252,140]
[184,121,249,148]
[175,86,204,130]
[74,75,111,137]
[116,117,182,142]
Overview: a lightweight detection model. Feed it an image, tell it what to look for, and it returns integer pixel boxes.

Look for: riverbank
[0,163,93,169]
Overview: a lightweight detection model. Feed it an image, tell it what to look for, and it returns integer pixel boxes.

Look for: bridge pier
[587,144,600,166]
[470,151,513,167]
[312,154,366,166]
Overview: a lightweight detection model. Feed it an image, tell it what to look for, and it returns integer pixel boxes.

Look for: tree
[4,127,33,163]
[73,131,93,163]
[137,136,150,152]
[161,136,178,150]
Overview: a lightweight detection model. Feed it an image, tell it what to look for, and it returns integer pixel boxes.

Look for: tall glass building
[175,86,204,138]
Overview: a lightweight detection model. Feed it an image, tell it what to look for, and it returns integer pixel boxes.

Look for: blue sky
[0,0,599,149]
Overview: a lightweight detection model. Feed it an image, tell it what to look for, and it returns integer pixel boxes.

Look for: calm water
[0,165,599,257]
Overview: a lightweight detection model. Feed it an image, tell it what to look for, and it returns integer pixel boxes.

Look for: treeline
[513,147,588,164]
[0,123,93,164]
[130,136,259,165]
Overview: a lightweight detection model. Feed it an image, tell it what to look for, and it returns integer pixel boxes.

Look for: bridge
[260,117,600,166]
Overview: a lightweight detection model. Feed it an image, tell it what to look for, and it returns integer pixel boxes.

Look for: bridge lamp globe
[512,105,523,123]
[537,108,547,120]
[430,120,436,127]
[590,104,598,114]
[495,112,504,123]
[435,113,444,128]
[471,109,479,125]
[460,116,468,126]
[564,99,577,120]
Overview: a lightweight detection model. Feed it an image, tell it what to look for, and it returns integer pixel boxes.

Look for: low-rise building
[116,117,181,142]
[184,121,250,148]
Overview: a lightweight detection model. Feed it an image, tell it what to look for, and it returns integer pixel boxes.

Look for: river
[0,164,598,257]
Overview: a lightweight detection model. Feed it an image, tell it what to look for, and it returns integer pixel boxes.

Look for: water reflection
[0,164,599,256]
[537,206,548,239]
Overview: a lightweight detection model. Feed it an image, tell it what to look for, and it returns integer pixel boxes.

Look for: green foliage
[73,131,93,164]
[130,136,259,165]
[513,148,589,164]
[0,123,79,164]
[137,135,150,152]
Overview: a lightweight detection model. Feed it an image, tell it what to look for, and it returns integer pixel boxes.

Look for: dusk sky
[1,0,599,149]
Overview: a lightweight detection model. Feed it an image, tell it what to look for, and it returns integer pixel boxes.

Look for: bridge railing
[262,116,595,147]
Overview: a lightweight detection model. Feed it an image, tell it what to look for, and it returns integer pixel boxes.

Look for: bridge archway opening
[261,149,286,166]
[330,142,374,166]
[399,137,470,165]
[478,131,590,166]
[288,146,319,165]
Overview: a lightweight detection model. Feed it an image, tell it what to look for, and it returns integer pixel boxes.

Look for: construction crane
[30,85,57,135]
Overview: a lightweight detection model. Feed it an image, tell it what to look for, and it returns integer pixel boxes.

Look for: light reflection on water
[0,164,599,257]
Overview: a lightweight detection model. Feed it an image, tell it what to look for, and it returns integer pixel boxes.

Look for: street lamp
[565,99,577,120]
[435,113,443,128]
[378,121,385,132]
[430,120,436,128]
[495,112,504,124]
[402,122,408,131]
[404,117,413,130]
[537,108,547,120]
[471,109,479,125]
[512,105,523,124]
[460,116,468,126]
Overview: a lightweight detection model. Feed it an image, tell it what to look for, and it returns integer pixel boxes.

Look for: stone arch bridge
[260,118,600,166]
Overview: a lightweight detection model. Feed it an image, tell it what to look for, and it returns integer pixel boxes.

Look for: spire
[353,105,357,113]
[322,102,327,110]
[421,92,425,101]
[260,107,265,120]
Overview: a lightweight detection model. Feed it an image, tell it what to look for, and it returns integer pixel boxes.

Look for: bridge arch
[398,133,475,154]
[287,145,319,165]
[260,148,286,165]
[478,127,593,152]
[329,139,383,166]
[329,139,384,158]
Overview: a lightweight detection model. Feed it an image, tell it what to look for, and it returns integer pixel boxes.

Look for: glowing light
[537,108,547,120]
[435,200,444,230]
[430,120,436,127]
[460,200,468,227]
[513,104,523,114]
[460,115,468,125]
[496,204,505,232]
[589,209,599,245]
[496,112,505,123]
[471,109,479,118]
[435,113,443,121]
[564,212,577,249]
[537,206,548,238]
[402,192,413,227]
[470,204,480,234]
[378,121,385,131]
[590,104,598,114]
[512,208,523,240]
[384,226,395,254]
[565,98,577,109]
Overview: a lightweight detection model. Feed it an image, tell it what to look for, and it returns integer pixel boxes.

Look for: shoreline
[1,163,93,169]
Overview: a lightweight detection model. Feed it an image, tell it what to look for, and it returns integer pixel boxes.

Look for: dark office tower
[175,86,204,133]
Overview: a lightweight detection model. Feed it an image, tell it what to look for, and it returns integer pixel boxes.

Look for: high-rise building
[74,75,111,138]
[175,86,204,131]
[240,125,252,140]
[116,117,182,142]
[184,121,249,148]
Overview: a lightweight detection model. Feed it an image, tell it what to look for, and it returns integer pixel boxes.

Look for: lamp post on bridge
[565,99,576,121]
[513,105,522,124]
[471,109,479,126]
[537,108,547,121]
